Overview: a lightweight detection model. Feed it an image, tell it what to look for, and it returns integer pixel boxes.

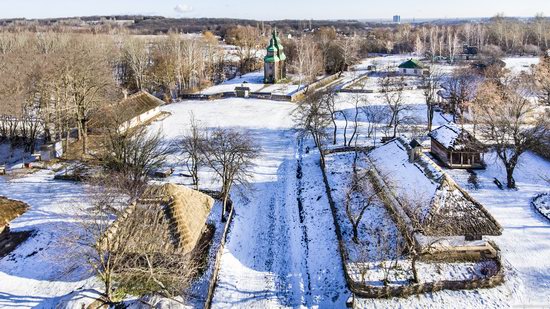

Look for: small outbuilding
[428,124,485,169]
[398,59,426,76]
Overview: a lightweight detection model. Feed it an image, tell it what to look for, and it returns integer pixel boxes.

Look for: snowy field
[0,170,101,308]
[197,71,304,96]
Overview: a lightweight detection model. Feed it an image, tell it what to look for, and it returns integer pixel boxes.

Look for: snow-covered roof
[368,138,501,236]
[428,124,482,151]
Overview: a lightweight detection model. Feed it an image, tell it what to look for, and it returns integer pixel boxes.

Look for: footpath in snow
[149,98,349,308]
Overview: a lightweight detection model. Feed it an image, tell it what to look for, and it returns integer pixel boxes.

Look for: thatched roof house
[89,91,164,133]
[368,138,501,238]
[0,197,28,238]
[103,184,214,254]
[428,124,485,169]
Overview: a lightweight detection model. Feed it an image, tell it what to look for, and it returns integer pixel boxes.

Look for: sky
[0,0,549,20]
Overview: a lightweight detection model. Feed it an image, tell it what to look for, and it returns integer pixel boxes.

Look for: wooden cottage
[89,91,164,134]
[397,59,426,76]
[428,124,485,169]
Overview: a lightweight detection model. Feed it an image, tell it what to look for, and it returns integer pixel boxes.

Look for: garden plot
[146,98,348,308]
[325,151,501,290]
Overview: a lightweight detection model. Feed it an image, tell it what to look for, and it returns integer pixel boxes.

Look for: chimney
[122,89,128,100]
[408,139,422,163]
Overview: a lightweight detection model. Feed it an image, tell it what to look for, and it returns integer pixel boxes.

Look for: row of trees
[365,15,550,57]
[0,30,227,154]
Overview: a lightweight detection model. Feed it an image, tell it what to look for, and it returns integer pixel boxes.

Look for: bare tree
[292,35,324,90]
[322,91,339,145]
[446,67,477,123]
[202,128,260,221]
[344,168,381,243]
[101,126,170,197]
[533,53,550,106]
[474,79,550,188]
[420,66,442,131]
[178,113,207,190]
[347,91,367,147]
[122,36,151,91]
[226,25,262,74]
[361,105,386,147]
[293,92,332,168]
[379,75,408,138]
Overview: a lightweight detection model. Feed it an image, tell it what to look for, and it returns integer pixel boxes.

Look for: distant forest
[0,16,369,36]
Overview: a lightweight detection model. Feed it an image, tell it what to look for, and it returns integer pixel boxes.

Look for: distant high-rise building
[393,15,401,23]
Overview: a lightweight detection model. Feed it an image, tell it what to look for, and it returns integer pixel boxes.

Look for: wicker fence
[202,195,235,309]
[319,148,505,300]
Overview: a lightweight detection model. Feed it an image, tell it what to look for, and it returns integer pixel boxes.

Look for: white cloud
[174,3,193,14]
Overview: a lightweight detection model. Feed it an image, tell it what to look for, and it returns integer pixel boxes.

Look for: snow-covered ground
[197,71,304,96]
[503,57,540,75]
[0,170,101,308]
[148,98,349,308]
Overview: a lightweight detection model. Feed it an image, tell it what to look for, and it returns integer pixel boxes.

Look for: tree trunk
[352,224,359,244]
[411,254,419,283]
[222,191,229,222]
[427,104,434,131]
[332,119,337,145]
[506,166,516,189]
[81,119,88,155]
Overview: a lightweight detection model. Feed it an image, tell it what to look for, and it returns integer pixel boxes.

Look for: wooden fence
[319,148,505,301]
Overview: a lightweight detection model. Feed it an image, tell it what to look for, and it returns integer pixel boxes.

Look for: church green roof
[264,30,286,63]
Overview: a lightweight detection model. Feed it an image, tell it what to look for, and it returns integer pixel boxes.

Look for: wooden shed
[428,124,485,169]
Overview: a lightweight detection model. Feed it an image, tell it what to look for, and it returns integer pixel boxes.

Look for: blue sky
[0,0,549,20]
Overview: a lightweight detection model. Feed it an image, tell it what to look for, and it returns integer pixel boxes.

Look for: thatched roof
[139,184,214,253]
[369,138,501,237]
[102,183,214,254]
[0,197,28,230]
[424,176,502,237]
[89,91,164,129]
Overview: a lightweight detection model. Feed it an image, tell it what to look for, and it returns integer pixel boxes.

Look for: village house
[89,91,164,134]
[428,124,485,169]
[264,30,287,84]
[456,44,479,61]
[368,138,502,260]
[397,59,427,76]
